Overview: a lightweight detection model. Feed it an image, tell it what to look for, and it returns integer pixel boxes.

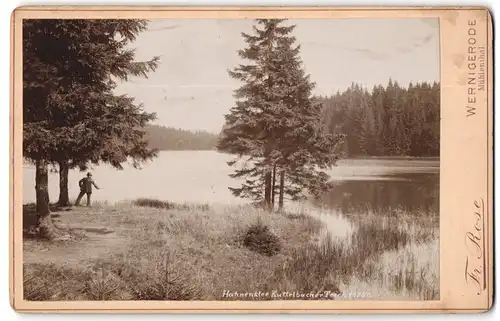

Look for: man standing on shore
[75,172,100,207]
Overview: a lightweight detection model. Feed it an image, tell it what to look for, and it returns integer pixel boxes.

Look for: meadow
[23,198,439,301]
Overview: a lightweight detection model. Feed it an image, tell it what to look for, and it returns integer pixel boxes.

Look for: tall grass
[24,200,323,300]
[266,203,439,300]
[23,199,439,301]
[261,217,420,298]
[335,206,439,300]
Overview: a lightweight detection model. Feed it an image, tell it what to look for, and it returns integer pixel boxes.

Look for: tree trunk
[278,170,285,211]
[271,165,276,210]
[264,169,272,211]
[57,159,70,206]
[35,159,58,239]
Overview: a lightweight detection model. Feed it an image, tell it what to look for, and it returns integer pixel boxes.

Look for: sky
[114,18,440,133]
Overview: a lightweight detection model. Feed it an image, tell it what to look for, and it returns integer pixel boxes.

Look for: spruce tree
[267,42,344,209]
[23,19,159,237]
[218,19,344,210]
[218,19,286,209]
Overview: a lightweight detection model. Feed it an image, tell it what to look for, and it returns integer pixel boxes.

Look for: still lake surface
[23,151,439,212]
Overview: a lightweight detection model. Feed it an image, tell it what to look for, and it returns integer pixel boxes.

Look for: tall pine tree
[218,19,344,210]
[23,19,159,237]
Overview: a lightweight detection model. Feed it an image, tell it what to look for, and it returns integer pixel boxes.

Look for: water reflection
[317,172,439,214]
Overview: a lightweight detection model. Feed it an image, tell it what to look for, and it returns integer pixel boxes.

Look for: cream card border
[9,6,494,314]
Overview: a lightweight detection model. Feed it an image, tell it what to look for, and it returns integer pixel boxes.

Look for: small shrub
[129,256,201,300]
[82,269,125,300]
[131,277,200,301]
[242,220,281,256]
[134,198,174,209]
[133,198,211,212]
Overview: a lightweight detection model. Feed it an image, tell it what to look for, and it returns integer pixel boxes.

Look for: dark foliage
[23,19,159,168]
[145,124,218,151]
[218,19,344,210]
[243,220,281,256]
[129,260,201,300]
[318,80,440,157]
[133,198,210,212]
[23,19,160,225]
[133,198,176,210]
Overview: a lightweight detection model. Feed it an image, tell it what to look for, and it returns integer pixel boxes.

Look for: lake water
[22,151,439,212]
[317,158,439,213]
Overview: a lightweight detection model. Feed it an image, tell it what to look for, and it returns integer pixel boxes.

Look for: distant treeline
[146,80,440,156]
[317,80,440,157]
[145,125,218,151]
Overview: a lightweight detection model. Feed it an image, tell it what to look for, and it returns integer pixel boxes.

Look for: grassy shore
[23,199,439,301]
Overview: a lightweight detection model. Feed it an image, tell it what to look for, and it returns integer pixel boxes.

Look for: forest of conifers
[145,125,219,151]
[146,80,440,157]
[319,80,440,157]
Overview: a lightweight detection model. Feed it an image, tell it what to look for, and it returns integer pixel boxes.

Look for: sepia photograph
[20,16,442,302]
